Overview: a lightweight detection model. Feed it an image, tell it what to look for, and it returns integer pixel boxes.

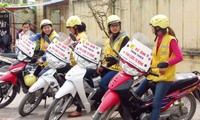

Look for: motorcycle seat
[148,73,199,95]
[0,52,17,59]
[167,73,199,95]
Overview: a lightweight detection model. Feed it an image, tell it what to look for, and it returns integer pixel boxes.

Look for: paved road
[0,92,199,120]
[0,93,120,120]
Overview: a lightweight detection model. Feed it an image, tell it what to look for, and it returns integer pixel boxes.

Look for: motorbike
[0,37,37,109]
[44,38,102,120]
[18,37,72,116]
[92,39,200,120]
[0,32,38,75]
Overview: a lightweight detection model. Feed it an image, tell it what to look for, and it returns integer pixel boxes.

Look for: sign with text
[0,13,10,38]
[16,36,36,57]
[119,39,152,72]
[47,38,71,63]
[75,39,102,64]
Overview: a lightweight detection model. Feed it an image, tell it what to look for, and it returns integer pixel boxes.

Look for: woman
[67,15,130,117]
[20,19,59,91]
[97,15,129,91]
[134,14,183,120]
[62,15,88,66]
[62,16,89,117]
[33,19,59,76]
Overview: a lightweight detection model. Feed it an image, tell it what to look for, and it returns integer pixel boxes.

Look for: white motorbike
[44,39,102,120]
[18,38,72,116]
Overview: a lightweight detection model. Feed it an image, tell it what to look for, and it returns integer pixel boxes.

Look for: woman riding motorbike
[61,15,92,117]
[24,19,59,86]
[134,14,183,120]
[68,15,130,117]
[32,19,59,76]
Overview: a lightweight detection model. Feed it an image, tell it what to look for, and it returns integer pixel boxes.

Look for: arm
[62,36,71,46]
[29,33,41,42]
[119,36,129,51]
[168,39,183,66]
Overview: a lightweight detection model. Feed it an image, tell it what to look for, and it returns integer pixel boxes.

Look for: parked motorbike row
[0,33,200,120]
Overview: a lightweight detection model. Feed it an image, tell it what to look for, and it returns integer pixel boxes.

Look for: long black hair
[154,26,178,41]
[77,22,86,33]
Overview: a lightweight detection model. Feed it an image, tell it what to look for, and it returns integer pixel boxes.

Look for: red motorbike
[92,40,200,120]
[0,38,37,108]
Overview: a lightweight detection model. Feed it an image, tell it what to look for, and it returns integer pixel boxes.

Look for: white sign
[47,38,71,63]
[75,39,102,64]
[16,36,36,57]
[119,39,152,72]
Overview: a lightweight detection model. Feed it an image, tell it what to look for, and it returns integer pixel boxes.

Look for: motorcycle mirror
[69,33,76,41]
[157,62,169,68]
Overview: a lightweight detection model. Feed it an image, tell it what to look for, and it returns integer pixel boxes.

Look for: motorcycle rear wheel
[18,89,43,116]
[176,93,196,120]
[0,82,17,108]
[44,94,73,120]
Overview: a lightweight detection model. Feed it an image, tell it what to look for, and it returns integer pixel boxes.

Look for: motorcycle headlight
[74,53,97,69]
[119,60,142,76]
[46,53,66,69]
[17,51,27,61]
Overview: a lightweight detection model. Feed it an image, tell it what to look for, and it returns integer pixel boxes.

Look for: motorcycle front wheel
[92,105,118,120]
[44,94,73,120]
[0,82,17,108]
[18,89,43,116]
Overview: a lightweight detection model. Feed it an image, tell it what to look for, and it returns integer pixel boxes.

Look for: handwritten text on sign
[17,36,36,57]
[0,13,10,37]
[119,39,152,72]
[75,39,102,64]
[47,39,71,63]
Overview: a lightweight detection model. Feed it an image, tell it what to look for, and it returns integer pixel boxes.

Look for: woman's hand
[37,58,43,64]
[158,61,169,75]
[159,68,166,75]
[43,44,49,49]
[96,67,104,75]
[62,36,71,46]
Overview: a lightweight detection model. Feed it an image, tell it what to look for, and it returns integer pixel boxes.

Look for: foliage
[0,2,27,7]
[0,2,36,14]
[84,0,118,37]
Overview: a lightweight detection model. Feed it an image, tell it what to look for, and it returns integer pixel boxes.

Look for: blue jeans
[135,78,172,120]
[84,68,97,88]
[99,70,118,91]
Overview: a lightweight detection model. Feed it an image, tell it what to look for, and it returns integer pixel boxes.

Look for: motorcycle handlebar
[148,72,159,77]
